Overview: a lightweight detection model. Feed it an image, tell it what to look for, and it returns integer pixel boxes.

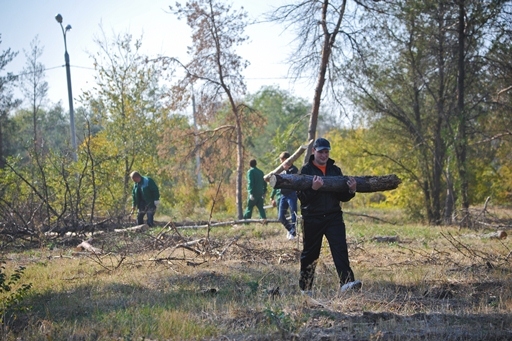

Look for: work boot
[340,280,362,293]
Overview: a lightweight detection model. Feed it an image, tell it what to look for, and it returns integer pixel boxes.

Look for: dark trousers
[137,206,156,227]
[299,211,355,291]
[243,196,266,219]
[278,193,298,232]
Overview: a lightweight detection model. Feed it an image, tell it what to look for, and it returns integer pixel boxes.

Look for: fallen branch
[177,238,206,247]
[184,219,279,229]
[155,220,183,242]
[75,239,103,254]
[216,236,240,259]
[440,231,498,265]
[149,256,198,262]
[114,224,147,233]
[175,238,207,255]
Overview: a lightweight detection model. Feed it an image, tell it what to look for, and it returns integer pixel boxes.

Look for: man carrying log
[298,138,362,295]
[275,151,299,240]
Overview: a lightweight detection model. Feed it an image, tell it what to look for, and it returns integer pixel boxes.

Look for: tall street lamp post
[55,13,77,161]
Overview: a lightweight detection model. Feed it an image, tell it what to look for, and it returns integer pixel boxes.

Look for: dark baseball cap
[313,138,331,151]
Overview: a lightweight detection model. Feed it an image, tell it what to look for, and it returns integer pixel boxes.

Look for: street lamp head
[54,13,77,160]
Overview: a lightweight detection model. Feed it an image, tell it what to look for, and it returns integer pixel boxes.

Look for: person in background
[243,159,267,220]
[276,151,299,240]
[130,171,160,227]
[297,138,361,295]
[270,187,281,213]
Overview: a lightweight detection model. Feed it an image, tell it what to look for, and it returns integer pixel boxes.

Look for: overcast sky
[1,0,315,109]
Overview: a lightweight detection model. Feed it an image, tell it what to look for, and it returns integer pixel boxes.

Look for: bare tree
[269,0,372,163]
[20,36,48,155]
[170,0,251,219]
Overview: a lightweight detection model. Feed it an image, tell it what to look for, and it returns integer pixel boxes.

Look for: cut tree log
[269,173,401,193]
[75,239,103,254]
[263,139,313,181]
[482,230,507,240]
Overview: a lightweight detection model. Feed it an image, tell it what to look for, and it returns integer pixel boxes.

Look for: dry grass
[1,208,511,340]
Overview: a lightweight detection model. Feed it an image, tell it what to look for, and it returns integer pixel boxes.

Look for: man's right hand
[250,195,255,201]
[311,175,324,190]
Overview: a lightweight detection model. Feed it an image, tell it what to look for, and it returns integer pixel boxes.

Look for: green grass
[1,208,511,340]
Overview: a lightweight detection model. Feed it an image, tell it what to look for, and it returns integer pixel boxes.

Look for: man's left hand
[347,177,357,194]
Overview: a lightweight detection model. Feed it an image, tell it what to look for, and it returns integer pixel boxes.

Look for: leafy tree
[8,104,70,163]
[2,112,124,237]
[0,35,20,168]
[247,86,310,168]
[449,0,510,224]
[339,0,511,224]
[2,106,91,234]
[8,108,44,162]
[478,11,512,204]
[42,104,72,152]
[170,0,256,219]
[81,30,165,211]
[334,1,446,222]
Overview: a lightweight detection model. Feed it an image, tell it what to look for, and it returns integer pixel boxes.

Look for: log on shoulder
[263,139,313,181]
[269,173,401,193]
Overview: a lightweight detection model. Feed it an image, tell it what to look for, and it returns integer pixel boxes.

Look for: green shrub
[0,261,32,322]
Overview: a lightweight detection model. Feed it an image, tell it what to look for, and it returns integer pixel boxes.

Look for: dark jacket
[132,176,160,209]
[247,166,267,197]
[280,164,299,196]
[298,155,354,218]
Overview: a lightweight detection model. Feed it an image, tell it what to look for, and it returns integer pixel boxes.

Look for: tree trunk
[443,161,455,225]
[269,174,401,193]
[236,117,244,220]
[0,116,4,169]
[456,1,470,226]
[302,0,347,164]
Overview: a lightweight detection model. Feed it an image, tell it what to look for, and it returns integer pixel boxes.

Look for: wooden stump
[269,173,401,193]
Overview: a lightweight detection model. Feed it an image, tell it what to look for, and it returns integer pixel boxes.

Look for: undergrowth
[0,208,510,340]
